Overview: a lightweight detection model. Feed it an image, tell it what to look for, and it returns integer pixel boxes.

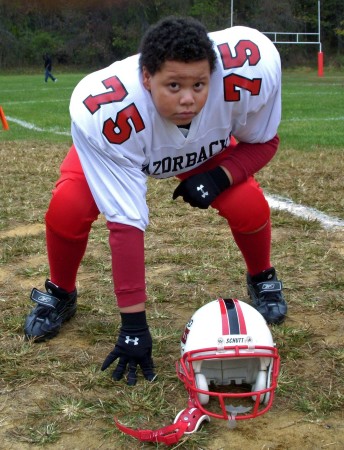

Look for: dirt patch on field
[1,224,344,450]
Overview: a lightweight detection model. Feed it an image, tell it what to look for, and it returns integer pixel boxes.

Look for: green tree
[0,0,343,69]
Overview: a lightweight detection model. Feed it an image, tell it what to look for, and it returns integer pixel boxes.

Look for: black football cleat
[247,267,287,325]
[24,279,77,341]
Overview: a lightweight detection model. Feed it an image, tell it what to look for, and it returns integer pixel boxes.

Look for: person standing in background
[44,53,57,83]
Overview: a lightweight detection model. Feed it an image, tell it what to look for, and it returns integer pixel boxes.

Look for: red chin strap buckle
[114,403,210,446]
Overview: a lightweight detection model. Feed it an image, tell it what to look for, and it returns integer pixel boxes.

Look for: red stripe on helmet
[218,298,230,335]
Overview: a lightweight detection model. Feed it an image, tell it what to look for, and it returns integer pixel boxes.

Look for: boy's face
[142,60,211,126]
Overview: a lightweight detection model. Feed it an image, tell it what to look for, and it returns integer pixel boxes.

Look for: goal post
[262,31,323,77]
[230,1,323,76]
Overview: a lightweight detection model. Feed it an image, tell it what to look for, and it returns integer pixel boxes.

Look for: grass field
[0,69,343,449]
[1,69,343,150]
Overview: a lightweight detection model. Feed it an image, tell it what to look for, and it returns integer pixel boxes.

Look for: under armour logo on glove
[101,312,156,386]
[125,336,139,345]
[197,184,209,198]
[173,167,230,209]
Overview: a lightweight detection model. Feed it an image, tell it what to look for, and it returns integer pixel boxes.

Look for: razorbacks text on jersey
[70,26,281,231]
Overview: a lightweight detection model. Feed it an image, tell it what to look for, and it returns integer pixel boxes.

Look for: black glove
[101,311,156,386]
[172,166,230,209]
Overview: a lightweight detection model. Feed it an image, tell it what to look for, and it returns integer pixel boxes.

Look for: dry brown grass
[0,141,343,449]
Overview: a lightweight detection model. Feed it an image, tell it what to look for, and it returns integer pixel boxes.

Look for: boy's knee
[45,178,98,241]
[213,179,270,233]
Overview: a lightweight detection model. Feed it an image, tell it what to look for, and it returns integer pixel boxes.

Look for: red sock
[46,225,88,292]
[231,219,272,276]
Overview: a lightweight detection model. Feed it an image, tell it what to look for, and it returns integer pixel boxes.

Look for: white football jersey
[70,26,281,230]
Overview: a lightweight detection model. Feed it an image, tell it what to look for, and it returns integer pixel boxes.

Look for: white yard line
[283,116,344,122]
[266,194,344,229]
[4,99,68,105]
[5,116,344,230]
[6,116,70,136]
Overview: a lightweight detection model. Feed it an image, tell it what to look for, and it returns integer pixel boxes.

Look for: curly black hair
[139,16,217,75]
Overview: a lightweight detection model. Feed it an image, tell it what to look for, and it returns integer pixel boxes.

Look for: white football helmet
[177,298,280,422]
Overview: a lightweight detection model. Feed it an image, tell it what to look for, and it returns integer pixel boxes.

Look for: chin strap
[114,402,210,446]
[114,417,189,446]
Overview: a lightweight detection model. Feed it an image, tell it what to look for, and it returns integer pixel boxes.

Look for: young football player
[24,16,287,385]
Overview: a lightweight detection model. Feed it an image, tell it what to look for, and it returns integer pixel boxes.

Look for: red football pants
[45,142,271,307]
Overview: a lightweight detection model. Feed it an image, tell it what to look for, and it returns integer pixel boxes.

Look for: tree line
[0,0,343,70]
